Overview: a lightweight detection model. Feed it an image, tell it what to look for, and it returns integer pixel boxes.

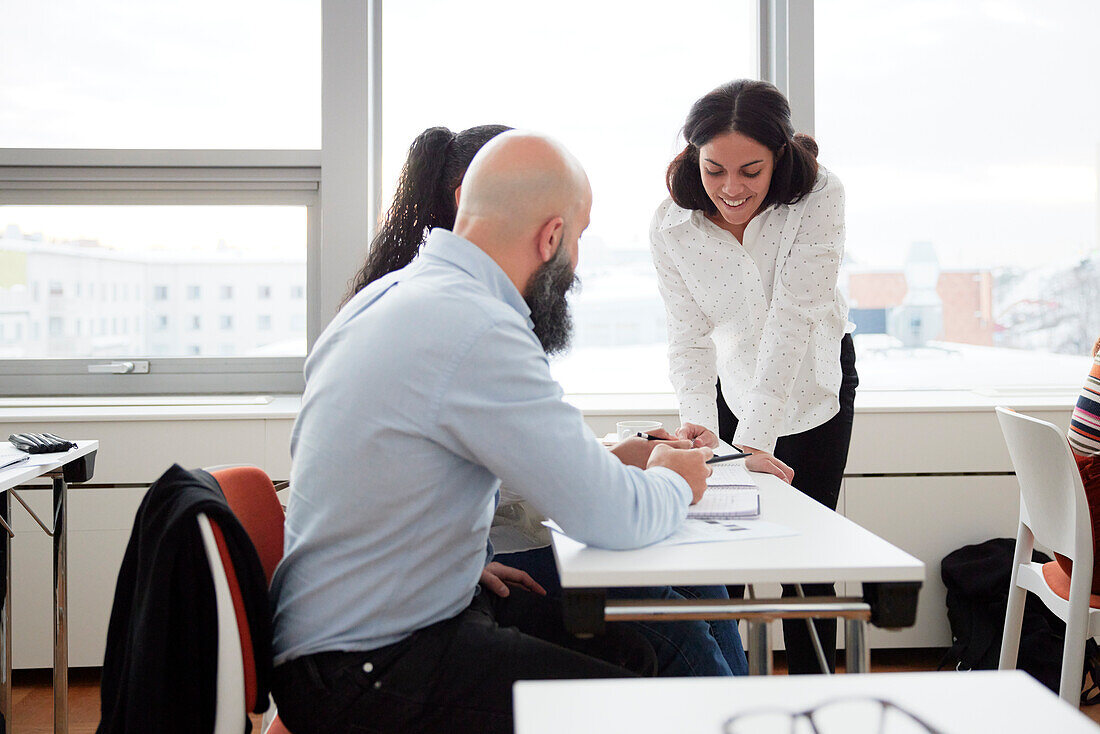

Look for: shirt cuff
[732,392,785,454]
[679,392,719,437]
[645,466,694,507]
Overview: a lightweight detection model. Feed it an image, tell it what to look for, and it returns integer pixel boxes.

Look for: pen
[637,432,665,441]
[0,454,31,471]
[706,452,752,464]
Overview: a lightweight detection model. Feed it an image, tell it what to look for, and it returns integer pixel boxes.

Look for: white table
[0,440,98,734]
[513,670,1099,733]
[551,466,925,674]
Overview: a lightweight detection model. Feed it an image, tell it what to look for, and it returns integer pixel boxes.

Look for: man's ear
[537,216,564,263]
[453,185,462,208]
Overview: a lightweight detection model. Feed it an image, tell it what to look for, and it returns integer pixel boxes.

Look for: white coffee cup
[616,420,663,442]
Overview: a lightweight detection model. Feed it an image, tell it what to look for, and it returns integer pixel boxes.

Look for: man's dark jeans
[273,590,654,734]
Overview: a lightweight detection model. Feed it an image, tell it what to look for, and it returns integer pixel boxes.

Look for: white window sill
[0,387,1080,424]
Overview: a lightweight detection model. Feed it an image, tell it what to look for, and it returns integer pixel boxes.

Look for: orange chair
[209,466,292,734]
[211,467,285,584]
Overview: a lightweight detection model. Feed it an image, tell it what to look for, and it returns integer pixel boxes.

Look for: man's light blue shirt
[271,229,692,663]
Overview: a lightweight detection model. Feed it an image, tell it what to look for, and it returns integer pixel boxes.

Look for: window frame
[1,0,809,397]
[0,148,321,395]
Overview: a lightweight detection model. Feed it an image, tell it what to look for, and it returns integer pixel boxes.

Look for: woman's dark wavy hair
[666,80,819,215]
[343,123,512,303]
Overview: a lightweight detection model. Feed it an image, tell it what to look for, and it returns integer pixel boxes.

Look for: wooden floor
[11,650,1100,731]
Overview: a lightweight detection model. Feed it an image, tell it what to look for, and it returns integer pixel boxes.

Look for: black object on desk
[8,432,78,454]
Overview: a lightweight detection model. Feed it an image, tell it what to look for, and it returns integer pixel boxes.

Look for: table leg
[844,618,870,674]
[52,475,67,734]
[746,620,773,676]
[0,492,11,734]
[795,583,831,675]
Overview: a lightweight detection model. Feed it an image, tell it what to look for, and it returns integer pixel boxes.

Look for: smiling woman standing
[650,79,858,674]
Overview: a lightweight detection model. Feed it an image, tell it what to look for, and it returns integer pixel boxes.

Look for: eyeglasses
[722,696,946,734]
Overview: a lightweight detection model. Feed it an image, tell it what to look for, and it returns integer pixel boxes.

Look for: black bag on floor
[939,537,1100,701]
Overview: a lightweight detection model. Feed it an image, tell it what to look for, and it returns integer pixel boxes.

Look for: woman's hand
[740,446,795,484]
[1092,334,1100,358]
[610,430,691,469]
[479,562,547,598]
[675,422,719,449]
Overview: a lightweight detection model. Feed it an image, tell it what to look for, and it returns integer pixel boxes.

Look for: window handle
[87,360,149,374]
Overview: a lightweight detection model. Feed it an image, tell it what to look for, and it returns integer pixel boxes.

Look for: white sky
[1,0,1097,269]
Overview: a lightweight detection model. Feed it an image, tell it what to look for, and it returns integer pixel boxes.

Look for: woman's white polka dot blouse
[648,169,851,454]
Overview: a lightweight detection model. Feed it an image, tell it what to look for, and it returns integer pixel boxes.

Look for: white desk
[513,670,1099,733]
[0,440,98,734]
[551,467,925,674]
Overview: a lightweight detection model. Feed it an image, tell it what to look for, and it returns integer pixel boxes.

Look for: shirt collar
[657,201,694,233]
[421,228,533,327]
[658,200,775,241]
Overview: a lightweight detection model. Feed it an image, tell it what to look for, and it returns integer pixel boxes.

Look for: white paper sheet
[543,518,797,548]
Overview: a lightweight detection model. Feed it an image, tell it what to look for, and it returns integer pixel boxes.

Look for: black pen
[637,432,665,441]
[706,452,752,464]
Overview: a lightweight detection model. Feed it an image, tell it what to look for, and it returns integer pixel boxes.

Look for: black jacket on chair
[97,464,273,734]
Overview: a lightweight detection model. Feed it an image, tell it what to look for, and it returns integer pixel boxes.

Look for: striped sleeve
[1069,353,1100,457]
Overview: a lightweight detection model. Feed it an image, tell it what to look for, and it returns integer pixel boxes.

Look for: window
[1,1,320,149]
[258,285,272,300]
[816,0,1098,389]
[290,285,304,299]
[220,285,234,300]
[0,1,320,395]
[220,315,234,330]
[258,315,272,331]
[0,207,309,361]
[382,0,758,394]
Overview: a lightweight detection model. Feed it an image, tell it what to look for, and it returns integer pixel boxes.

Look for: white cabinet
[10,487,144,668]
[843,475,1022,648]
[0,398,1077,667]
[0,415,295,669]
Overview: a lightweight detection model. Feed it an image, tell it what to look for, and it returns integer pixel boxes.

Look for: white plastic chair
[996,406,1100,704]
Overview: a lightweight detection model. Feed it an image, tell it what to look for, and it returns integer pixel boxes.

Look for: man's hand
[676,422,719,449]
[610,430,692,469]
[647,442,713,503]
[741,445,795,484]
[479,562,547,598]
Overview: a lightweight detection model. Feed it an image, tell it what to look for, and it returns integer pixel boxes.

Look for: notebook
[687,463,760,520]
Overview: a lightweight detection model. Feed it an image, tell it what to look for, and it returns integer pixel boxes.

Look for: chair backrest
[208,466,293,734]
[996,406,1092,565]
[210,466,286,584]
[197,512,252,734]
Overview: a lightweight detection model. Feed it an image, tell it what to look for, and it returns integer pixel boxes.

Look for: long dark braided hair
[343,124,512,304]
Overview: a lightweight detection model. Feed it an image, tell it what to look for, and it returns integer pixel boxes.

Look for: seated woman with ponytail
[344,124,512,299]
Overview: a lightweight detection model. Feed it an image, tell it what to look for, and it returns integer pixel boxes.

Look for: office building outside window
[383,0,757,395]
[816,0,1098,389]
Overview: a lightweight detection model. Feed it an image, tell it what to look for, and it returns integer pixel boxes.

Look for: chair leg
[1060,569,1092,705]
[999,525,1033,671]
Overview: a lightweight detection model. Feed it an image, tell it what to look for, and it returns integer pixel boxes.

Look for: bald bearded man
[269,133,714,734]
